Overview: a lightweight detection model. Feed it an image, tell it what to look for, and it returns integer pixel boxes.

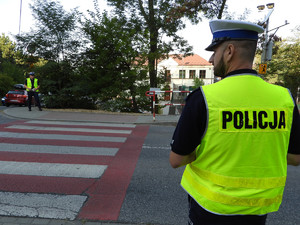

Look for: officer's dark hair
[229,40,258,63]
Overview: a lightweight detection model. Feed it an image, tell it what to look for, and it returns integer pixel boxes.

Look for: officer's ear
[223,43,235,63]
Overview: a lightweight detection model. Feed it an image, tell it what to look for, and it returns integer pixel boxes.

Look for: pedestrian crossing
[6,124,133,134]
[0,143,119,155]
[0,131,127,142]
[0,161,107,178]
[0,120,149,220]
[0,192,87,219]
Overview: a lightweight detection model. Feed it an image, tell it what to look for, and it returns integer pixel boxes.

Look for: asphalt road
[119,125,188,225]
[0,106,299,225]
[120,125,300,225]
[0,106,16,124]
[121,124,300,225]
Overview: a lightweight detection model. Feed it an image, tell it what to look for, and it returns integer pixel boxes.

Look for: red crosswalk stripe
[0,120,149,220]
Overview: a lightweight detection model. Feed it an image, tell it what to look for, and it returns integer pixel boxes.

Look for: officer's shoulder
[185,87,203,101]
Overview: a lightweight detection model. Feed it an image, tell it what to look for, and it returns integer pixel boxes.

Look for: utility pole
[257,3,275,64]
[19,0,23,35]
[257,3,289,74]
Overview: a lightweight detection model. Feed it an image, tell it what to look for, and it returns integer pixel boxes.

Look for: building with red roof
[157,54,214,91]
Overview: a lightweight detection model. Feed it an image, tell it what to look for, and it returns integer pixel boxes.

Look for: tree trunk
[217,0,227,19]
[148,0,158,88]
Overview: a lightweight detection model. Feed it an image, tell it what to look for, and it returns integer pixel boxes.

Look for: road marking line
[25,120,136,128]
[78,125,150,220]
[0,161,107,178]
[0,192,87,220]
[0,132,126,142]
[0,143,119,156]
[6,125,132,134]
[142,145,170,150]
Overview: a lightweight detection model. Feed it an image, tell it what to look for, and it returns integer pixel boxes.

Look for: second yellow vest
[26,78,39,92]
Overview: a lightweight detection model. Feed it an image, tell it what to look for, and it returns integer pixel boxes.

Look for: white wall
[157,58,214,90]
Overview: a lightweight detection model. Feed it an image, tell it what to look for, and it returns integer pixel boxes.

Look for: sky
[0,0,299,61]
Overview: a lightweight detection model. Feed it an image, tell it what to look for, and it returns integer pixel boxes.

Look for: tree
[263,27,300,98]
[0,34,24,85]
[192,77,204,90]
[15,0,86,108]
[81,7,151,112]
[0,74,14,97]
[105,0,228,89]
[16,0,81,63]
[0,34,17,61]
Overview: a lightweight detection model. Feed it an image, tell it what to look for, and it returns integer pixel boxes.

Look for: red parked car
[5,90,28,107]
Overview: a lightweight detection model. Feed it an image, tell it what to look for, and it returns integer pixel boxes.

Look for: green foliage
[1,61,24,83]
[264,29,300,98]
[0,33,17,61]
[15,0,89,108]
[43,94,95,109]
[192,77,204,90]
[16,0,81,63]
[106,0,228,88]
[35,60,95,109]
[81,10,150,112]
[0,74,14,97]
[99,91,151,113]
[0,34,25,84]
[9,0,240,112]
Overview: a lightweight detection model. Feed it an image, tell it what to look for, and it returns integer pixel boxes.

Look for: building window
[199,70,206,79]
[165,70,171,82]
[189,70,196,79]
[179,70,186,79]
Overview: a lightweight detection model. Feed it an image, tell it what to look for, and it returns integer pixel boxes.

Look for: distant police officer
[24,72,42,111]
[170,20,300,225]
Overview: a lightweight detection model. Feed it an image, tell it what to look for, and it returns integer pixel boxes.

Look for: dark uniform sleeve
[288,102,300,154]
[170,88,207,155]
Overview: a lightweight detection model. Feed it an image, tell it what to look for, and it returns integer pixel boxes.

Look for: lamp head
[266,3,275,9]
[257,5,265,10]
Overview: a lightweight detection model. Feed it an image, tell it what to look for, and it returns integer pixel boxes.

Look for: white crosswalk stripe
[0,119,136,220]
[0,192,87,220]
[0,131,126,142]
[0,161,107,178]
[0,143,118,156]
[7,125,132,134]
[25,120,136,128]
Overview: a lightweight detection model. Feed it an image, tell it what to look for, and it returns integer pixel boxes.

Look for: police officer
[170,19,300,225]
[24,72,42,111]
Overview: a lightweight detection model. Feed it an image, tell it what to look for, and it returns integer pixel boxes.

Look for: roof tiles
[171,54,211,66]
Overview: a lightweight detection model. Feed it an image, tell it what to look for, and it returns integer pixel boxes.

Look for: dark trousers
[188,196,267,225]
[28,91,41,109]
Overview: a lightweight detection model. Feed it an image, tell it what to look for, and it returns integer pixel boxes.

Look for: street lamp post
[258,3,275,63]
[257,3,290,76]
[19,0,23,35]
[257,3,289,64]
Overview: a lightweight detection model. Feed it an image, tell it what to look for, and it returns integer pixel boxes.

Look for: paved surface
[2,107,180,126]
[0,107,180,225]
[1,106,299,225]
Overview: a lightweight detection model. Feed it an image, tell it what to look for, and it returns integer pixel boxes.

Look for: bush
[43,94,96,109]
[99,95,151,113]
[0,74,14,96]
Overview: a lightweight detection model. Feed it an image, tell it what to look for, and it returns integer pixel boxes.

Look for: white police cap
[205,19,264,51]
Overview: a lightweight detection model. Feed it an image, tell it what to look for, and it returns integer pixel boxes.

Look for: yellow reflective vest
[181,74,295,215]
[26,78,39,92]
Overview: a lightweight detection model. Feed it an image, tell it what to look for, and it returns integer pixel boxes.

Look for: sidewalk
[3,107,180,126]
[0,106,176,225]
[0,216,147,225]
